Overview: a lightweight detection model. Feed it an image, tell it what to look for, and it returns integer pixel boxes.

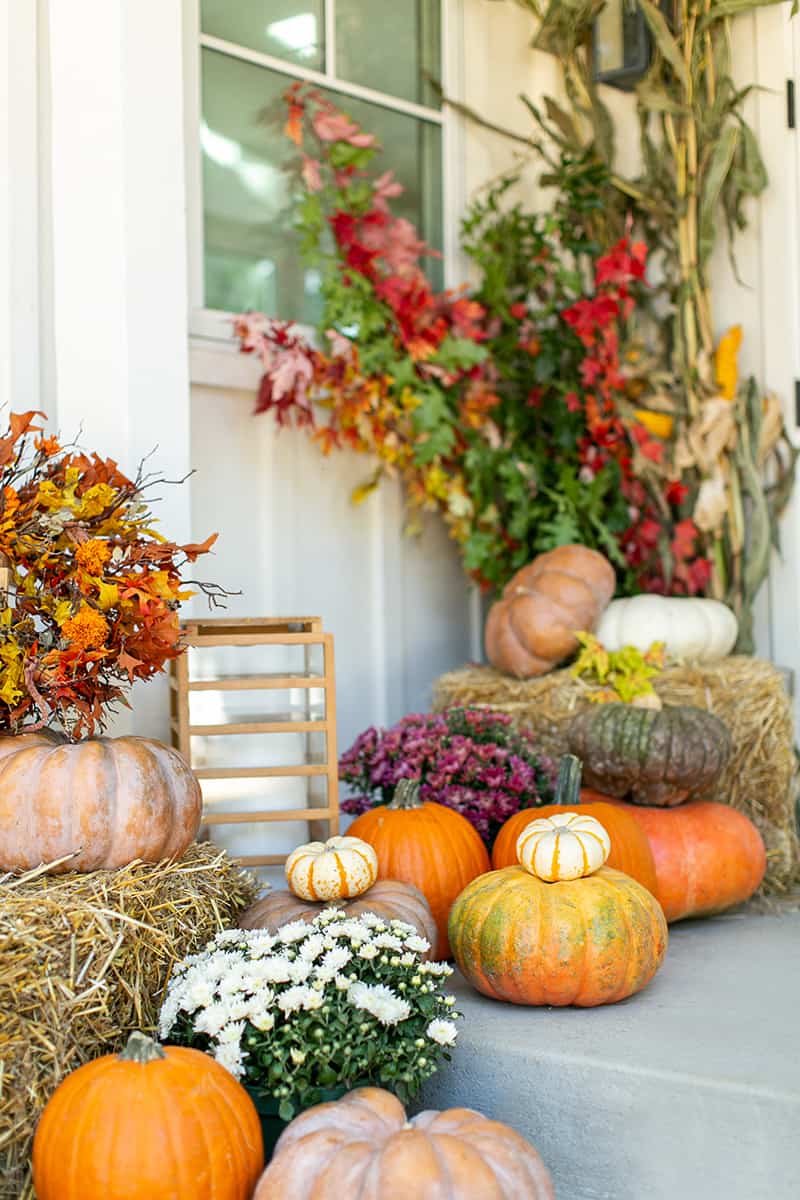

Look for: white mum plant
[159,909,460,1119]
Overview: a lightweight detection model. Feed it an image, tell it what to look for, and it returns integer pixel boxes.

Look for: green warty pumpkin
[567,703,731,807]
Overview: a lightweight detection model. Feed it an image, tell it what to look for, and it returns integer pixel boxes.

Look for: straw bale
[434,656,799,894]
[0,843,258,1199]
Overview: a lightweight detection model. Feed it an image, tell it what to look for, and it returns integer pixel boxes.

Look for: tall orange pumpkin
[484,544,615,678]
[0,731,201,872]
[606,797,767,922]
[492,789,658,897]
[33,1032,263,1200]
[255,1087,555,1199]
[346,778,490,959]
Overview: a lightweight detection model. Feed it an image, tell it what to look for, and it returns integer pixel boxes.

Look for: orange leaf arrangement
[0,411,221,739]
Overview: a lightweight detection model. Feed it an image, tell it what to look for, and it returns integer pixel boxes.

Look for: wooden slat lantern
[170,617,339,870]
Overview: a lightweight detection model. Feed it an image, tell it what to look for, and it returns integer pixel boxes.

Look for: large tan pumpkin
[0,731,201,872]
[485,544,616,678]
[239,879,439,959]
[254,1087,555,1199]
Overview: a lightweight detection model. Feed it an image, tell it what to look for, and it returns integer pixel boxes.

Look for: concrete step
[419,910,800,1200]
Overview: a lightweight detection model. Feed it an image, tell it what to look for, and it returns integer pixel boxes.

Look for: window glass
[336,0,441,107]
[201,0,325,72]
[201,48,443,320]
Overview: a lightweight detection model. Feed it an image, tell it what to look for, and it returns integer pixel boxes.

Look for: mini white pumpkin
[516,812,611,882]
[595,595,738,662]
[285,835,378,901]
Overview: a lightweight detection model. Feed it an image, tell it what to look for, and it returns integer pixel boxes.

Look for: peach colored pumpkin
[239,879,439,959]
[254,1087,554,1199]
[0,731,201,872]
[485,544,615,678]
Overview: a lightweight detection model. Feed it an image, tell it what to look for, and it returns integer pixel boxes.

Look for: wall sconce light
[592,0,656,91]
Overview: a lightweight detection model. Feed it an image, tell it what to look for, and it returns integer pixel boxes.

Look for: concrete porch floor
[419,910,799,1199]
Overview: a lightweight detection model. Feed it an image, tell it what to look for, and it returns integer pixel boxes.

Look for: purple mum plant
[339,707,556,846]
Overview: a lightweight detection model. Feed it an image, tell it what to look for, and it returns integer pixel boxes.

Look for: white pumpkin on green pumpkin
[596,595,738,662]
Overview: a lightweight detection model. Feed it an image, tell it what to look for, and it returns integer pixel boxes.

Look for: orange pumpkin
[606,797,767,922]
[449,866,668,1007]
[33,1031,263,1200]
[0,731,201,872]
[492,793,658,897]
[347,779,490,960]
[254,1087,555,1199]
[239,879,439,959]
[484,544,615,678]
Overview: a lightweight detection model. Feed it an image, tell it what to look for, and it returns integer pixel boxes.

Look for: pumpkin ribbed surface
[492,794,658,896]
[568,703,732,806]
[449,865,667,1007]
[0,731,201,872]
[254,1087,554,1199]
[608,799,766,922]
[347,799,490,960]
[239,879,439,959]
[33,1036,263,1199]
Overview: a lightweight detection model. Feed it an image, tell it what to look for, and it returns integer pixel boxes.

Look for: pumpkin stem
[554,754,582,807]
[118,1031,166,1064]
[389,778,423,810]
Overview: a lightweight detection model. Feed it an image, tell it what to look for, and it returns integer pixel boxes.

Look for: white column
[41,0,194,737]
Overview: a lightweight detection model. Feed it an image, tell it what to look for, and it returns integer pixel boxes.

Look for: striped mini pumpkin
[516,812,611,882]
[285,835,378,901]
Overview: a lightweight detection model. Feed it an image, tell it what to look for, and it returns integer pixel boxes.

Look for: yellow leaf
[96,580,120,611]
[715,325,743,401]
[54,600,74,627]
[634,409,674,439]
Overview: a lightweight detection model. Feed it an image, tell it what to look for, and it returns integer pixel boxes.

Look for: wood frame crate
[170,616,339,868]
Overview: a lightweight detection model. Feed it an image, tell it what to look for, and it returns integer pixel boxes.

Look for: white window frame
[183,0,466,379]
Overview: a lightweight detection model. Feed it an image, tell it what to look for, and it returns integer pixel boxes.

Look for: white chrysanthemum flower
[216,929,248,948]
[419,962,452,977]
[348,982,412,1026]
[247,933,278,958]
[426,1019,458,1047]
[249,1009,275,1032]
[287,958,313,984]
[335,919,369,940]
[316,907,345,924]
[334,973,350,991]
[278,921,311,944]
[213,1041,244,1079]
[219,970,249,999]
[217,1020,245,1046]
[321,945,351,972]
[403,935,431,955]
[360,913,386,930]
[277,985,323,1014]
[158,999,179,1039]
[358,944,379,960]
[389,918,416,933]
[194,1002,232,1038]
[228,998,254,1022]
[254,956,294,985]
[299,934,326,961]
[399,953,416,967]
[372,932,404,951]
[290,1048,306,1065]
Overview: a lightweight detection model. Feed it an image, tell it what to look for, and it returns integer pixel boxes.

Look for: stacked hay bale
[434,656,799,896]
[0,845,257,1200]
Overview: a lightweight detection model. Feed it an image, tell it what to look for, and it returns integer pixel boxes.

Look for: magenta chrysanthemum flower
[339,708,556,846]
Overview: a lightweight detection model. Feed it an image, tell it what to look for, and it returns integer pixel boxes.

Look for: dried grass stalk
[434,656,799,893]
[0,844,258,1199]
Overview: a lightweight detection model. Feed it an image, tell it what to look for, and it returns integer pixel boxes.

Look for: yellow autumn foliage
[715,325,743,401]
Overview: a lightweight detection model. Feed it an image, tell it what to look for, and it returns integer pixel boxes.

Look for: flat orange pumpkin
[346,779,490,960]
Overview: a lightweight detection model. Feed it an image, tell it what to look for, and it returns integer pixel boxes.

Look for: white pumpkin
[286,835,378,901]
[516,812,611,882]
[595,595,738,662]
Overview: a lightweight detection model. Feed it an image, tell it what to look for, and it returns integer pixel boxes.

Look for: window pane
[201,49,443,319]
[336,0,441,107]
[201,0,325,72]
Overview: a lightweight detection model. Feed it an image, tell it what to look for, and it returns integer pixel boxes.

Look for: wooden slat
[195,764,327,780]
[188,675,326,691]
[187,719,328,737]
[233,854,291,867]
[181,616,321,634]
[323,635,340,835]
[185,632,328,647]
[202,807,334,825]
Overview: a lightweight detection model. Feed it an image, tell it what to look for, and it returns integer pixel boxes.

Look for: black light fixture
[592,0,656,91]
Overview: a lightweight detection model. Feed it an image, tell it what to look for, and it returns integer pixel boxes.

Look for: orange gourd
[484,544,615,678]
[32,1032,263,1200]
[254,1087,555,1199]
[492,791,658,896]
[239,878,439,959]
[346,779,490,960]
[0,731,201,872]
[606,797,767,922]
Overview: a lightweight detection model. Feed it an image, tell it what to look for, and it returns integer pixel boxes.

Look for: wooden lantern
[170,616,339,869]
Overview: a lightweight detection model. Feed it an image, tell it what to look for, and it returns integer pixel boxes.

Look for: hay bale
[434,656,800,895]
[0,844,258,1199]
